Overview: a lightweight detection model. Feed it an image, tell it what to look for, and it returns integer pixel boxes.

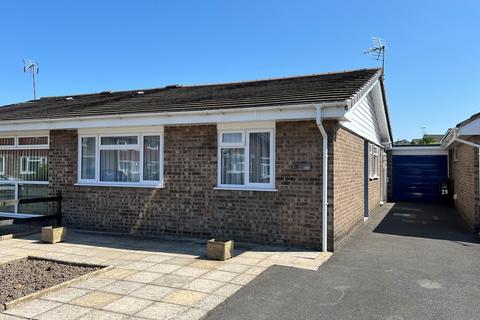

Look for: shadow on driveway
[373,202,478,245]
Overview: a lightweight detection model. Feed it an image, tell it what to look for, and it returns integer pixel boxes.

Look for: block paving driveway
[0,230,330,320]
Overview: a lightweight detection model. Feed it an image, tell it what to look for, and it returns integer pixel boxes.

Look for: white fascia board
[78,126,164,135]
[0,102,348,133]
[0,130,50,137]
[371,82,392,146]
[217,121,275,130]
[391,146,448,156]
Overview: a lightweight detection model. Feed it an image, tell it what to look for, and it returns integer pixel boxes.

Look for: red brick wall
[331,125,365,247]
[451,137,480,231]
[49,121,325,247]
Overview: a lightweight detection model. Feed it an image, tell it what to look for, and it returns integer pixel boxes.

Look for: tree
[418,136,437,145]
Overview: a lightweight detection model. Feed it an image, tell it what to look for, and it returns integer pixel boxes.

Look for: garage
[390,146,448,202]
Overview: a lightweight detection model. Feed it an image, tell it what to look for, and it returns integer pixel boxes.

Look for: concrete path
[206,203,480,320]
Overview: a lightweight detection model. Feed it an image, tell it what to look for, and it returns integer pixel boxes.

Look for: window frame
[17,135,49,148]
[0,134,49,150]
[217,128,275,190]
[369,143,380,180]
[20,155,47,175]
[77,132,164,187]
[0,155,5,174]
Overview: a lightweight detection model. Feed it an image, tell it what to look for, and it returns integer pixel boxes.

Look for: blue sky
[1,1,478,140]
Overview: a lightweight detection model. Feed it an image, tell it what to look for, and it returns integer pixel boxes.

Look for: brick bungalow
[0,68,392,251]
[442,113,480,232]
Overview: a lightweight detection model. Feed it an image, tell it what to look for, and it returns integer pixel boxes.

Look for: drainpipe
[315,106,329,252]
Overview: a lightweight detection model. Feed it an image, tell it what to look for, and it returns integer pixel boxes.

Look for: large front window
[218,129,274,189]
[0,133,49,215]
[78,133,163,186]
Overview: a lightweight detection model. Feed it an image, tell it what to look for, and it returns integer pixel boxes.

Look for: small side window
[453,147,458,162]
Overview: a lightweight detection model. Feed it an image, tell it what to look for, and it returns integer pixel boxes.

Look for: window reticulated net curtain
[100,149,140,182]
[143,136,161,181]
[0,149,48,214]
[99,136,140,183]
[81,137,96,180]
[249,132,270,183]
[221,148,245,185]
[0,149,48,182]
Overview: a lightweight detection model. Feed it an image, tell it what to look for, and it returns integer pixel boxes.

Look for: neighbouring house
[0,68,392,250]
[442,112,480,232]
[411,134,444,145]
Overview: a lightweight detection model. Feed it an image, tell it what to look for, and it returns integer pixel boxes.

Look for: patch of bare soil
[0,257,100,307]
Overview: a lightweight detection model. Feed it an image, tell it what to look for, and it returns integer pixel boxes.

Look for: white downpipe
[315,106,329,252]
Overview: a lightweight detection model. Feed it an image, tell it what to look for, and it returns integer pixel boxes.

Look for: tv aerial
[23,59,39,100]
[364,37,386,69]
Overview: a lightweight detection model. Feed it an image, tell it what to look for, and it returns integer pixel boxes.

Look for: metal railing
[0,191,62,225]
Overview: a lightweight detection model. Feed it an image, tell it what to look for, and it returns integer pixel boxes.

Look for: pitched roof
[0,68,382,122]
[457,111,480,128]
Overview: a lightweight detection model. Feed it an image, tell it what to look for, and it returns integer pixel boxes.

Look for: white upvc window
[217,128,275,190]
[0,133,49,150]
[369,143,379,179]
[20,156,47,175]
[77,132,164,187]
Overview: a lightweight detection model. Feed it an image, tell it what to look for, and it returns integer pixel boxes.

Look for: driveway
[206,203,480,320]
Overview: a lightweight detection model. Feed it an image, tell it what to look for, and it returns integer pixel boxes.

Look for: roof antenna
[23,59,39,100]
[364,37,386,70]
[421,126,427,137]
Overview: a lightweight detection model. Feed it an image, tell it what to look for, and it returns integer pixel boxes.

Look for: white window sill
[75,182,165,189]
[369,176,379,181]
[214,186,277,192]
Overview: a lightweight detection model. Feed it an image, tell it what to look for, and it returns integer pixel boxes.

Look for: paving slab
[98,280,145,295]
[0,229,330,320]
[153,274,195,288]
[184,279,225,293]
[124,271,164,283]
[35,304,91,320]
[135,301,188,320]
[100,268,138,280]
[214,284,242,297]
[71,291,122,308]
[129,284,174,300]
[4,299,61,318]
[77,309,128,320]
[42,287,90,303]
[176,307,207,320]
[102,296,153,316]
[201,270,238,282]
[146,263,182,274]
[173,266,209,278]
[72,277,116,290]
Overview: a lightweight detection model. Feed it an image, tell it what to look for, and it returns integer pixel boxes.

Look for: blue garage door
[392,155,448,202]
